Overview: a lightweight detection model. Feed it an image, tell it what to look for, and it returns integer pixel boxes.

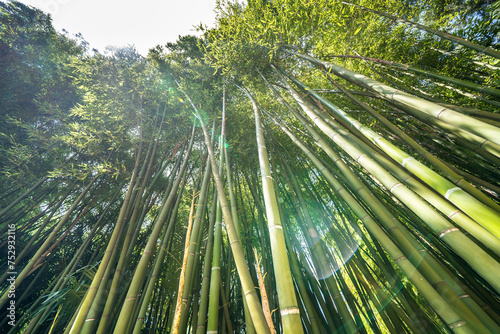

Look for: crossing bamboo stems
[286,50,500,148]
[111,126,195,334]
[181,88,271,333]
[236,84,304,333]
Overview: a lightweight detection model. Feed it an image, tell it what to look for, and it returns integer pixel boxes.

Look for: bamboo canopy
[1,1,500,333]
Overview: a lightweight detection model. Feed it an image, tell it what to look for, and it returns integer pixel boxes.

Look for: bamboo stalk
[181,88,271,333]
[172,193,197,333]
[236,84,304,334]
[286,49,500,148]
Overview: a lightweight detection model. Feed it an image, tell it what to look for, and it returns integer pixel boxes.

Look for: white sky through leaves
[16,0,218,55]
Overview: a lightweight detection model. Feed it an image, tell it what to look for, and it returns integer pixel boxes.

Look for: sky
[17,0,219,56]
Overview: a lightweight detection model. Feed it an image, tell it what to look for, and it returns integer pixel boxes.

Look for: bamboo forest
[2,0,500,333]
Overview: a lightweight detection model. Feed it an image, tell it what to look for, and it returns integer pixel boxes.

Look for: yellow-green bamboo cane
[272,118,475,333]
[111,126,195,334]
[289,76,500,240]
[181,89,271,334]
[285,49,500,148]
[69,173,138,334]
[326,77,500,213]
[236,84,304,334]
[278,79,500,295]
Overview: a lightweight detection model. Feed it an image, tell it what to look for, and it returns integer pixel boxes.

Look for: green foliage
[0,1,85,185]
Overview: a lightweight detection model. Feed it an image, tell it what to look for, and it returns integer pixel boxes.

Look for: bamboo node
[269,225,283,231]
[390,183,403,193]
[448,210,461,219]
[401,157,415,167]
[403,176,414,183]
[448,321,466,329]
[391,90,401,100]
[280,307,300,316]
[394,255,406,263]
[459,294,469,299]
[444,187,461,200]
[439,227,459,238]
[436,108,448,119]
[479,139,488,149]
[211,266,220,271]
[432,281,447,289]
[356,154,367,163]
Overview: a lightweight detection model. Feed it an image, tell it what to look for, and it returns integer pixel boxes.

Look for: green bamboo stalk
[219,279,234,334]
[29,189,121,334]
[0,174,99,311]
[297,250,341,331]
[181,89,271,333]
[207,126,226,334]
[196,189,218,334]
[111,125,195,334]
[333,54,500,99]
[276,121,478,332]
[435,47,500,72]
[175,158,212,333]
[272,70,500,261]
[286,49,500,148]
[289,75,500,240]
[95,169,159,333]
[0,176,49,220]
[279,77,500,295]
[132,175,189,334]
[224,133,256,334]
[281,219,328,334]
[326,77,500,213]
[1,183,75,280]
[290,72,498,240]
[68,166,139,334]
[275,151,359,334]
[236,84,303,334]
[172,193,198,333]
